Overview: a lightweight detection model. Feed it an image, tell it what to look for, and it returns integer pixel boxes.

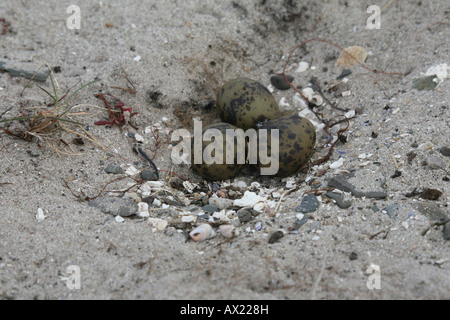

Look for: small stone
[88,197,138,217]
[137,202,150,218]
[115,216,125,223]
[268,231,284,244]
[417,141,434,151]
[412,75,437,91]
[325,192,352,209]
[293,214,309,230]
[270,74,294,90]
[105,164,124,174]
[232,180,247,189]
[148,218,168,231]
[295,194,319,213]
[413,203,449,223]
[426,155,446,170]
[327,170,387,199]
[443,222,450,241]
[202,204,218,213]
[337,69,352,80]
[440,146,450,157]
[181,215,196,223]
[141,169,157,181]
[349,252,358,261]
[383,204,400,219]
[295,61,309,73]
[209,197,234,210]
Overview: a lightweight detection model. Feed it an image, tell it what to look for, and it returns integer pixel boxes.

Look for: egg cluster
[191,78,316,180]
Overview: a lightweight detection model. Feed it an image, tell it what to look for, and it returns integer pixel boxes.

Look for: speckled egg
[256,114,316,177]
[216,78,281,130]
[191,122,246,181]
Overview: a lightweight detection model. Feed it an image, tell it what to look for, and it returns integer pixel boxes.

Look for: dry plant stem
[64,175,141,201]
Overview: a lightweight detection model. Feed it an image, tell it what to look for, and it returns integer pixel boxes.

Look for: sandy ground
[0,0,449,300]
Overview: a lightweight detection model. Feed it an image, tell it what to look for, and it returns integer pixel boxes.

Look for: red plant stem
[0,18,7,35]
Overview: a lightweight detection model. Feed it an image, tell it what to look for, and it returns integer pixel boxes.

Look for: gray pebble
[270,74,294,90]
[440,146,450,157]
[141,169,157,181]
[413,203,449,223]
[293,214,309,230]
[88,197,138,217]
[412,75,438,91]
[443,222,450,241]
[426,155,446,170]
[383,204,400,219]
[336,69,352,80]
[202,204,218,213]
[295,194,319,213]
[268,231,284,244]
[105,164,124,175]
[327,170,387,199]
[325,192,352,209]
[349,252,358,261]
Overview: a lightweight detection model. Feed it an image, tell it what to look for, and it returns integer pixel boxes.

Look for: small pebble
[268,231,284,244]
[383,204,400,219]
[293,214,309,230]
[141,169,157,181]
[295,194,319,213]
[115,216,125,223]
[443,222,450,241]
[325,192,352,209]
[337,69,352,80]
[202,204,218,213]
[426,155,446,170]
[417,141,434,151]
[412,75,437,91]
[349,252,358,261]
[270,74,294,90]
[440,146,450,157]
[105,164,124,174]
[88,197,138,217]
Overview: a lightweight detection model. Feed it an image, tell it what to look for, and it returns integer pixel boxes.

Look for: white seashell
[295,61,309,73]
[279,97,290,108]
[183,180,197,193]
[148,218,168,231]
[137,202,150,218]
[310,94,323,106]
[134,133,144,142]
[36,208,46,221]
[302,88,314,100]
[190,224,216,242]
[219,225,235,238]
[234,191,267,207]
[330,158,344,169]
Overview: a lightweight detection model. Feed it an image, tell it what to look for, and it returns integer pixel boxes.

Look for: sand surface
[0,0,449,300]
